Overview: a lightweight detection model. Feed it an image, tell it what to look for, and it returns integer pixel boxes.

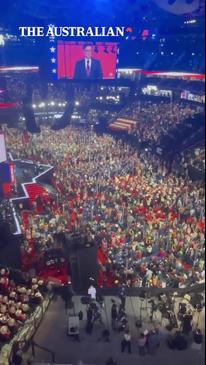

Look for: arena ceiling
[0,0,204,27]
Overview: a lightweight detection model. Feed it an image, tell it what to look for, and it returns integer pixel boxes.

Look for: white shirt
[85,58,91,71]
[124,333,131,342]
[88,285,96,300]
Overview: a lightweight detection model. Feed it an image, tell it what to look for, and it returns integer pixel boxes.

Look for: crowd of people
[0,76,28,105]
[173,146,205,178]
[3,124,205,290]
[119,100,203,144]
[0,200,16,236]
[86,294,203,359]
[0,267,45,344]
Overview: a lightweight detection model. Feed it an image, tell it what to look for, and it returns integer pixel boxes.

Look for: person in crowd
[88,283,97,301]
[167,331,188,351]
[86,304,93,335]
[191,328,203,350]
[119,284,126,310]
[117,304,127,331]
[111,300,118,330]
[11,346,23,365]
[147,329,160,355]
[182,311,193,335]
[121,329,132,354]
[61,281,74,313]
[137,333,147,356]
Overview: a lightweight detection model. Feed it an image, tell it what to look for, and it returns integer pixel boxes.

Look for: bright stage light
[0,35,5,46]
[39,102,45,108]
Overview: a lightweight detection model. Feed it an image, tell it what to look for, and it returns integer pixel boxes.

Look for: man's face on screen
[84,46,92,59]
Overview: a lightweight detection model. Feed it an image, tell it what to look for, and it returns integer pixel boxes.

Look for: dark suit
[74,58,103,80]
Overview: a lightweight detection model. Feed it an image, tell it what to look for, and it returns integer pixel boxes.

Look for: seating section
[0,268,45,345]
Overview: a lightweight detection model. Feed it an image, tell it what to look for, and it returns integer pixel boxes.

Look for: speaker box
[52,102,74,130]
[22,103,40,134]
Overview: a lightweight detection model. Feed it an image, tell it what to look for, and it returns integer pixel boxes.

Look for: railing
[6,294,52,365]
[31,341,56,364]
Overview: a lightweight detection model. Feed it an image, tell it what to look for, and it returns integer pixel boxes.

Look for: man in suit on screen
[74,44,103,80]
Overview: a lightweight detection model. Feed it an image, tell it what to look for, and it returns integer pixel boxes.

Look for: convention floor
[25,296,205,365]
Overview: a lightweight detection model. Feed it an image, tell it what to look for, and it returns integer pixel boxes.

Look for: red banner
[0,102,17,109]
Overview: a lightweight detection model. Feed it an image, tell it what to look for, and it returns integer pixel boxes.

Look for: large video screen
[0,133,6,163]
[57,41,118,80]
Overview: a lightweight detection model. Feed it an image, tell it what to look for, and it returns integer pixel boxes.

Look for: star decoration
[52,69,57,73]
[50,47,56,53]
[51,58,56,63]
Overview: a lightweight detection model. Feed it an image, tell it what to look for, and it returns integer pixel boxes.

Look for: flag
[109,118,137,132]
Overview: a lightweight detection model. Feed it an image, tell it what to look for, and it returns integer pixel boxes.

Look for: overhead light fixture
[184,19,197,25]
